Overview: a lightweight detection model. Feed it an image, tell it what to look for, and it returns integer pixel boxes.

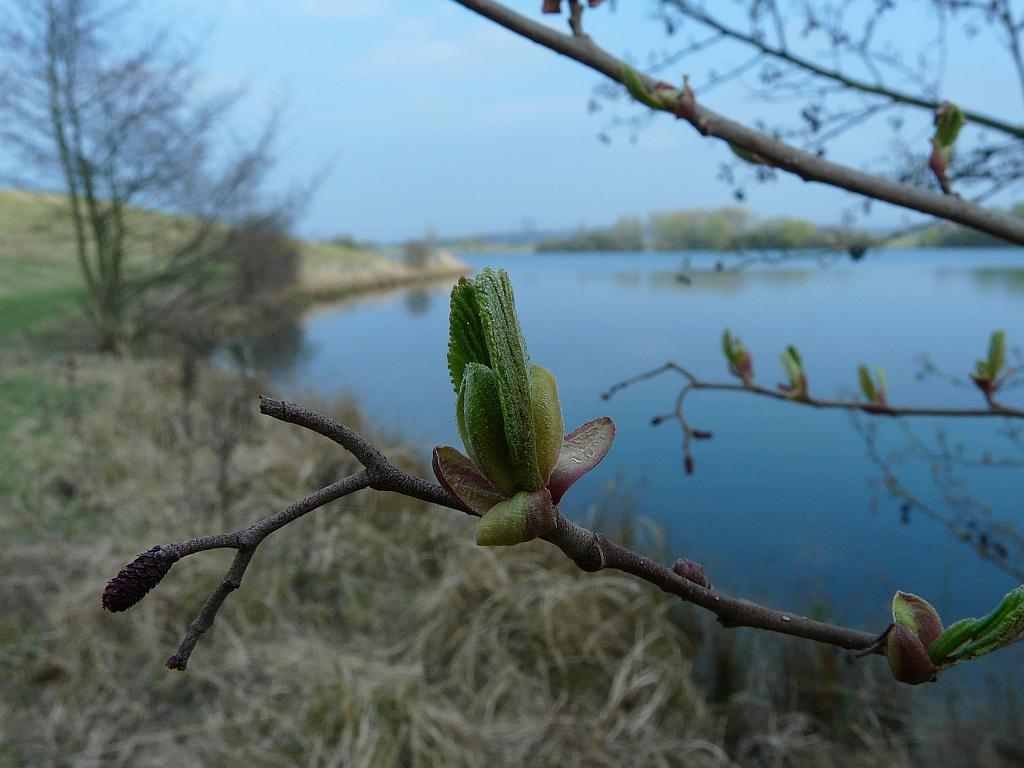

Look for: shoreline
[295,253,470,303]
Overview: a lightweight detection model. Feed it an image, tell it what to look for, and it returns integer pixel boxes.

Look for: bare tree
[0,0,282,350]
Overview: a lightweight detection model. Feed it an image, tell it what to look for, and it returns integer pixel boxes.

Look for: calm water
[265,249,1023,670]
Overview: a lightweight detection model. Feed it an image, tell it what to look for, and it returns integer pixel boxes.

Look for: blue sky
[107,2,1024,239]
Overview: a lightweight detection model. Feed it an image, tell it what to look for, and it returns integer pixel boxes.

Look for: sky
[31,1,1024,240]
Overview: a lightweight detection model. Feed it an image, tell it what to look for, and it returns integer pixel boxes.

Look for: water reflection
[403,287,432,316]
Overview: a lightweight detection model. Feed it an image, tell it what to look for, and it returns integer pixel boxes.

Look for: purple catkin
[102,546,179,612]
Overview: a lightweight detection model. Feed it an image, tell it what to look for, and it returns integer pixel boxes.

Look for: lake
[263,249,1023,675]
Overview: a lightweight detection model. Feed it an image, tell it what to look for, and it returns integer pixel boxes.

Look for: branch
[601,362,1024,474]
[105,395,883,672]
[450,0,1024,245]
[662,0,1024,140]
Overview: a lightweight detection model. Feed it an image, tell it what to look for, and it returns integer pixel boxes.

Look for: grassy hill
[0,189,464,343]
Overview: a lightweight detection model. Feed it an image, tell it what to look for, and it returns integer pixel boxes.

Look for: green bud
[892,591,943,648]
[934,101,964,152]
[884,591,941,685]
[620,62,669,110]
[987,330,1006,380]
[529,364,564,483]
[476,489,556,546]
[858,364,875,403]
[779,345,806,399]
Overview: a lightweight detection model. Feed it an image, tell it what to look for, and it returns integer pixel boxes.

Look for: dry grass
[0,356,1011,767]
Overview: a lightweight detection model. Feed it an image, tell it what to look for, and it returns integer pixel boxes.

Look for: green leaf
[529,364,564,483]
[987,330,1006,380]
[474,268,543,492]
[858,364,875,403]
[722,329,736,364]
[950,585,1024,662]
[460,362,518,496]
[447,277,489,394]
[476,489,555,546]
[780,345,804,393]
[928,617,977,664]
[786,345,802,368]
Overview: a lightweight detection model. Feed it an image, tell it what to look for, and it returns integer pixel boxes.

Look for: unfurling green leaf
[988,330,1006,380]
[474,268,544,492]
[971,330,1009,395]
[858,364,875,403]
[929,585,1024,666]
[722,329,753,384]
[779,345,807,399]
[858,364,887,405]
[447,277,489,394]
[934,101,965,151]
[529,364,564,483]
[460,363,518,496]
[929,101,965,194]
[476,489,555,546]
[927,617,977,665]
[441,267,616,543]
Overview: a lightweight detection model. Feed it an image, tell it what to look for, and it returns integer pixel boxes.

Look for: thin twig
[661,0,1024,140]
[115,395,887,671]
[450,0,1024,245]
[601,362,1024,475]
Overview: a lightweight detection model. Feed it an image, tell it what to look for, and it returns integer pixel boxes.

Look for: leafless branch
[660,0,1024,140]
[450,0,1024,245]
[105,395,885,672]
[601,362,1024,474]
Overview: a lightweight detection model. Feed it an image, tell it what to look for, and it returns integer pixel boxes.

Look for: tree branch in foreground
[103,395,880,672]
[450,0,1024,245]
[660,0,1024,141]
[601,362,1024,475]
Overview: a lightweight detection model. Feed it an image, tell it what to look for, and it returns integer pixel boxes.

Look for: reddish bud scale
[673,558,710,588]
[102,546,179,612]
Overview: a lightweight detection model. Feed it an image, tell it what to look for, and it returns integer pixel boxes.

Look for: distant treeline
[535,208,859,252]
[902,203,1024,247]
[534,203,1024,252]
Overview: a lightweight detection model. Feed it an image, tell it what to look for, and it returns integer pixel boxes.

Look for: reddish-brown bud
[102,546,179,612]
[885,622,937,685]
[673,558,710,588]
